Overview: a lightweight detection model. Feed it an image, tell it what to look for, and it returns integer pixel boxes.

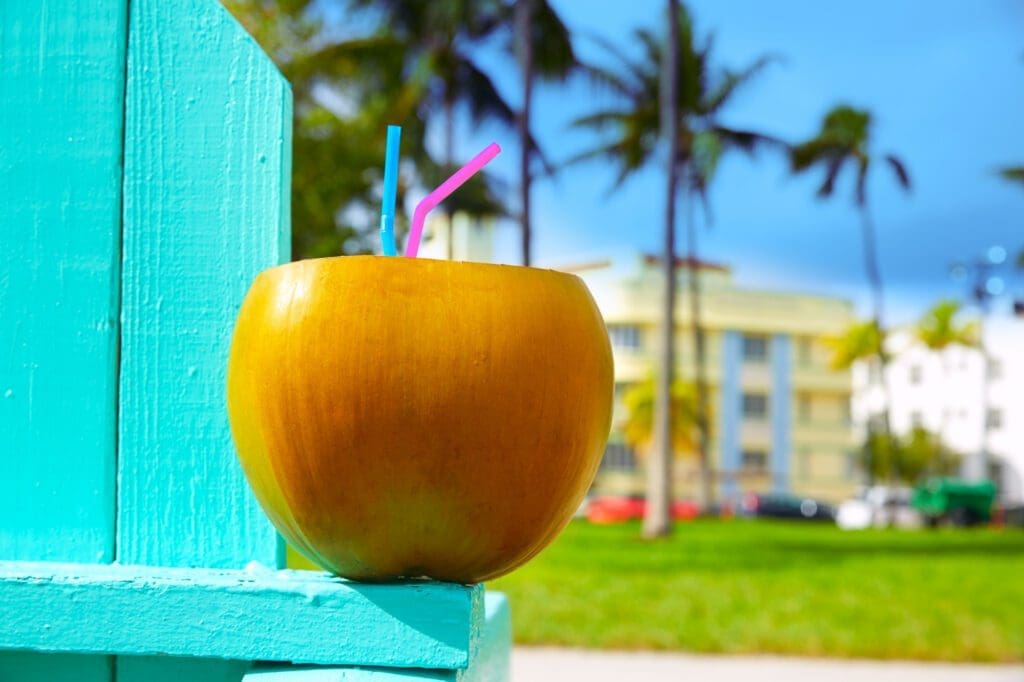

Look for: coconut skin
[227,256,613,583]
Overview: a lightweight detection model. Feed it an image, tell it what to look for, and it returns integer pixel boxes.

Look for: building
[852,319,1024,503]
[413,221,861,503]
[556,254,858,503]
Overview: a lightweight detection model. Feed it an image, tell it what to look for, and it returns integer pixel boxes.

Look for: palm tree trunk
[643,0,680,539]
[516,0,534,267]
[444,96,456,261]
[686,184,713,510]
[860,206,885,329]
[860,206,893,479]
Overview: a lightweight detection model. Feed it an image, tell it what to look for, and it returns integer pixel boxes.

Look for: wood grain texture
[0,0,127,563]
[0,562,480,670]
[239,592,509,682]
[118,0,292,568]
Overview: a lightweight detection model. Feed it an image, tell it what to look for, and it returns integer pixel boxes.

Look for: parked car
[740,492,835,521]
[586,495,700,524]
[836,486,922,530]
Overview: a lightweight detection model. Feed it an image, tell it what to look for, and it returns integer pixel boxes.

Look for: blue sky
[449,0,1024,324]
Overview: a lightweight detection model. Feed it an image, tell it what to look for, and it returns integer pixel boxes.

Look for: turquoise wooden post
[0,2,127,679]
[0,0,511,680]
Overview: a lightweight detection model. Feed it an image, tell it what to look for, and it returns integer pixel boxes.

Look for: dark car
[741,492,835,521]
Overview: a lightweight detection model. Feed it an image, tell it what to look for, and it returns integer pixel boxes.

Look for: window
[741,450,768,472]
[797,337,814,367]
[742,392,769,420]
[987,409,1003,430]
[608,324,640,350]
[742,334,769,363]
[909,365,923,385]
[988,359,1003,381]
[797,394,812,423]
[601,442,638,471]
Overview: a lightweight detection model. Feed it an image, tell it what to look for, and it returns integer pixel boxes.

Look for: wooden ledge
[0,561,482,670]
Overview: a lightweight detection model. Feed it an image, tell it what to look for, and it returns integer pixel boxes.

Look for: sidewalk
[512,648,1024,682]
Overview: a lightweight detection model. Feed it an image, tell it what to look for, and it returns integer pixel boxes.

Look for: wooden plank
[0,561,479,670]
[462,593,511,682]
[239,593,509,682]
[118,0,291,568]
[246,667,452,681]
[0,652,113,682]
[118,655,251,682]
[0,0,127,564]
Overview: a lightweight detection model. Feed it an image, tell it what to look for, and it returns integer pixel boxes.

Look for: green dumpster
[912,477,997,527]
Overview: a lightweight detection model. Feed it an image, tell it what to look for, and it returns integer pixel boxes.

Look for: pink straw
[404,143,501,258]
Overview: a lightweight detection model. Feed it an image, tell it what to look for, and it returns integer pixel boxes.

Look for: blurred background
[227,0,1023,677]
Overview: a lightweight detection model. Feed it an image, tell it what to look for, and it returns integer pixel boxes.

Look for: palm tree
[513,0,576,265]
[791,105,910,452]
[825,319,888,483]
[915,299,979,452]
[570,5,779,531]
[620,377,701,462]
[916,299,980,356]
[791,106,910,330]
[645,0,682,538]
[344,0,515,259]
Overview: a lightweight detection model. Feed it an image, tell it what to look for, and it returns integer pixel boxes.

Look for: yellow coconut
[227,256,613,583]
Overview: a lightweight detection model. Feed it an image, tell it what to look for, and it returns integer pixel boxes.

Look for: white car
[836,486,922,530]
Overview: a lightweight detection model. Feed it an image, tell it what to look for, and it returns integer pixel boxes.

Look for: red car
[586,495,699,524]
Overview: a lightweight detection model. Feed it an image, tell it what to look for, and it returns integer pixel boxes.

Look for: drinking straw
[404,143,501,258]
[379,125,402,256]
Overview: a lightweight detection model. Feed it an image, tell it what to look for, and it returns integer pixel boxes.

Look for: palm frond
[713,126,788,155]
[884,154,911,192]
[1000,166,1024,186]
[790,137,847,173]
[569,110,635,133]
[576,61,638,99]
[702,54,780,114]
[562,138,654,194]
[816,155,846,199]
[580,32,650,88]
[454,57,516,127]
[530,0,577,81]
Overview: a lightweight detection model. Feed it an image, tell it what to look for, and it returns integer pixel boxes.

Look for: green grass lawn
[489,519,1024,662]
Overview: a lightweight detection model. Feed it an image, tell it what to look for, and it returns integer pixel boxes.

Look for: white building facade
[852,318,1024,503]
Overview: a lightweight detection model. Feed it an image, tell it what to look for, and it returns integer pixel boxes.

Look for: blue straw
[380,125,401,256]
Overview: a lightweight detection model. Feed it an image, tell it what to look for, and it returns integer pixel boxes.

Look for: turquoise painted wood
[0,652,112,682]
[0,0,512,679]
[118,0,291,569]
[117,656,252,682]
[0,0,127,564]
[241,594,511,682]
[0,561,481,670]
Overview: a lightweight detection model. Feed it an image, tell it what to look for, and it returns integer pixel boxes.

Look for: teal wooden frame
[0,0,510,679]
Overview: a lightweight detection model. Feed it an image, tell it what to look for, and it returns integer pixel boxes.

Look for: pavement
[512,648,1024,681]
